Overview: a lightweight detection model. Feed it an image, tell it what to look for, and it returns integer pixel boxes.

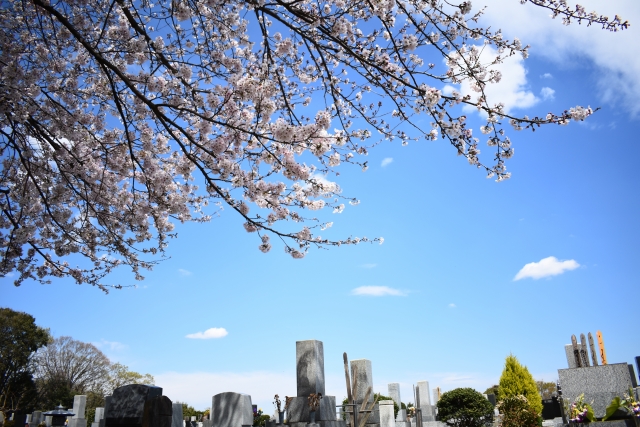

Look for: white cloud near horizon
[381,157,393,167]
[514,256,580,280]
[479,0,640,117]
[351,286,407,296]
[178,268,192,276]
[186,328,228,339]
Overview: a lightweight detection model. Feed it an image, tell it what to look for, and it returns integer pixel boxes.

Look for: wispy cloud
[178,269,193,276]
[360,263,377,269]
[448,303,456,308]
[93,339,127,352]
[381,157,393,167]
[540,87,555,101]
[540,73,553,79]
[514,256,580,281]
[186,327,228,339]
[351,286,406,296]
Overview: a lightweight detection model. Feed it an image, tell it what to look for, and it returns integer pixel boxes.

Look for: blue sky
[2,0,639,416]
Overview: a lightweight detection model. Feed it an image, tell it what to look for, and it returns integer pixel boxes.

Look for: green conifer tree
[497,354,543,415]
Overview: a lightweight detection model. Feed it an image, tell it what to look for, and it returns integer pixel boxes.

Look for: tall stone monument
[69,395,88,427]
[287,340,345,427]
[416,382,434,422]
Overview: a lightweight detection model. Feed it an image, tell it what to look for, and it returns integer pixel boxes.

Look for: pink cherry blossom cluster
[0,0,625,289]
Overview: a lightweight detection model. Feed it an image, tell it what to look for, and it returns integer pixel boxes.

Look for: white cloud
[178,269,192,276]
[454,44,539,115]
[478,0,640,116]
[541,73,553,79]
[351,286,406,296]
[448,303,456,308]
[381,157,393,167]
[93,339,128,352]
[514,256,580,281]
[540,87,555,100]
[360,263,377,269]
[186,328,228,339]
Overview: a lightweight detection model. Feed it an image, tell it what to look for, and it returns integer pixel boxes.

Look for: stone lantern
[43,405,75,427]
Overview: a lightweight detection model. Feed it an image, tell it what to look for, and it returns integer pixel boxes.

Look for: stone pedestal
[287,396,337,422]
[558,363,634,418]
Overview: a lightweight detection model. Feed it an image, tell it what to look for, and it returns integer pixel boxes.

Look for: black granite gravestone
[635,357,640,383]
[541,397,562,420]
[105,384,169,427]
[629,364,638,388]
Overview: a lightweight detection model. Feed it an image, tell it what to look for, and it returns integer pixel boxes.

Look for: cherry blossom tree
[0,0,628,291]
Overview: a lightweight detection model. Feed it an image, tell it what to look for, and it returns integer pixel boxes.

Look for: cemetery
[2,338,638,427]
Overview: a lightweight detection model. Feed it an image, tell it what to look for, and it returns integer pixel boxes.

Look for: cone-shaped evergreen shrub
[497,354,543,415]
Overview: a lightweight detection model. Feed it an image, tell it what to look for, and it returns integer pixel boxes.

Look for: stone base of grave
[69,419,87,427]
[288,420,347,427]
[287,396,338,422]
[395,421,410,427]
[568,421,637,427]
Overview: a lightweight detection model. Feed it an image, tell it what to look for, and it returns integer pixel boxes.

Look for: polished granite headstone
[105,385,164,427]
[211,392,253,427]
[558,363,634,419]
[141,395,172,427]
[171,403,183,427]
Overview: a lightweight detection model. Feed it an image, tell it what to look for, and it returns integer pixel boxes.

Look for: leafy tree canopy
[436,388,493,427]
[0,308,50,414]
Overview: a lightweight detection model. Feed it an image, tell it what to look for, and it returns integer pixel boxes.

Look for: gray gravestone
[69,395,88,427]
[93,408,104,427]
[171,403,183,427]
[211,392,253,427]
[105,384,164,427]
[378,401,394,427]
[558,363,634,418]
[416,382,434,422]
[297,340,325,397]
[351,360,373,404]
[387,383,406,423]
[286,341,346,427]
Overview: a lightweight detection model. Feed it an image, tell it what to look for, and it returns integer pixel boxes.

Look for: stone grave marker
[378,401,394,427]
[629,365,638,388]
[286,340,344,427]
[171,403,183,427]
[211,392,253,427]
[416,382,434,422]
[565,343,587,369]
[69,395,88,427]
[104,384,170,427]
[558,363,634,419]
[93,408,104,427]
